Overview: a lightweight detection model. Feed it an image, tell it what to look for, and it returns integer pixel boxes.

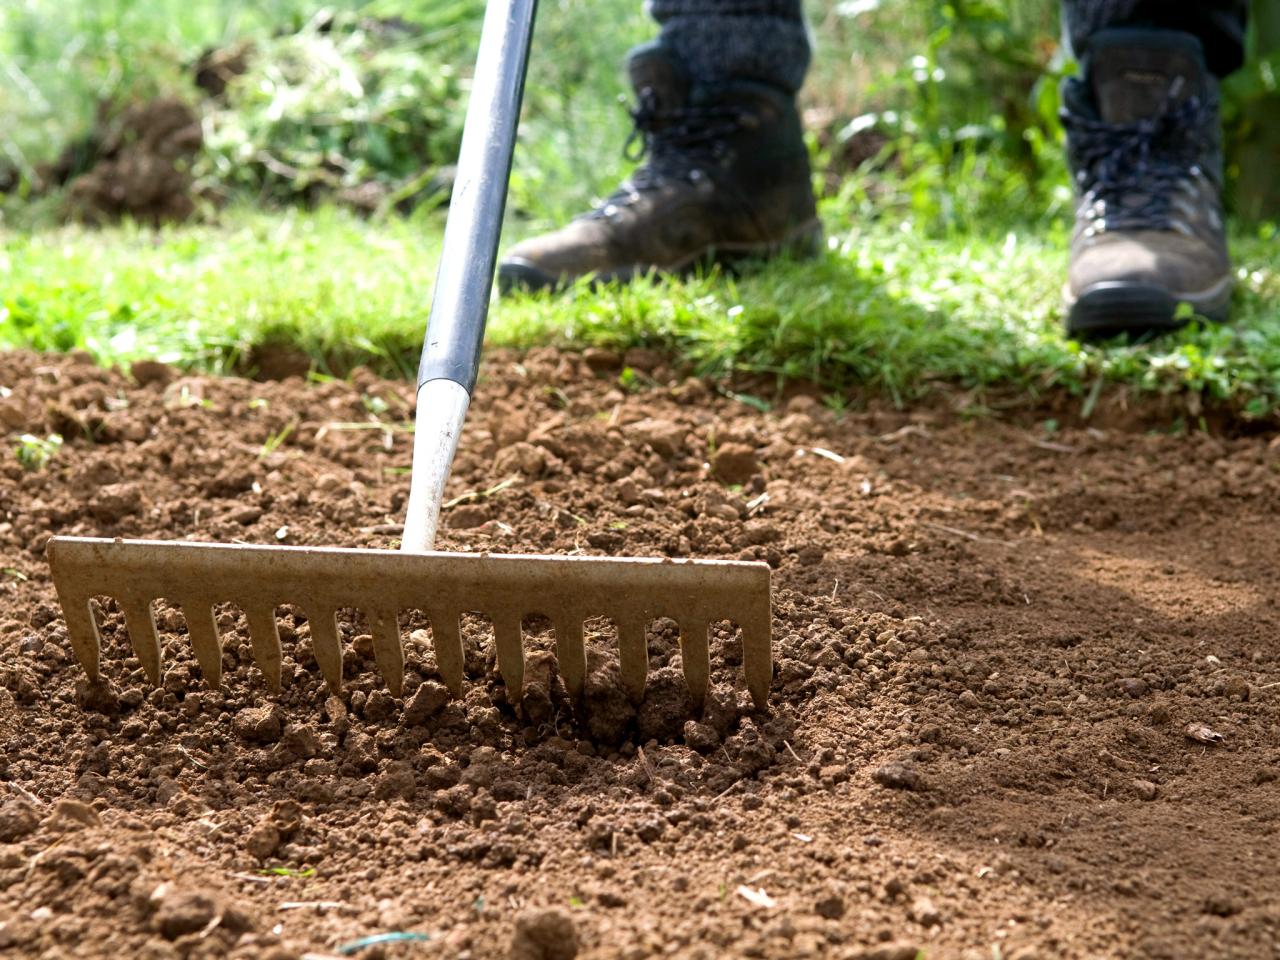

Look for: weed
[259,421,297,458]
[14,433,61,471]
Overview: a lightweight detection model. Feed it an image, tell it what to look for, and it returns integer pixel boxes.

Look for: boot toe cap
[497,255,560,294]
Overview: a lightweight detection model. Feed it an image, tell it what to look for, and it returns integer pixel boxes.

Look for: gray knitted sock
[644,0,810,94]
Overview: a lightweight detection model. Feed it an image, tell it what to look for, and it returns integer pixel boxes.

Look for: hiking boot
[1062,28,1232,339]
[498,41,822,293]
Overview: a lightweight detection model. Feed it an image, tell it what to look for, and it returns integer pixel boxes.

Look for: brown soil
[1,348,1279,960]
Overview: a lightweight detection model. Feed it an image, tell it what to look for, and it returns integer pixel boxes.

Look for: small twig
[7,782,46,807]
[1028,437,1077,454]
[636,746,654,783]
[229,872,278,885]
[177,745,208,770]
[783,741,802,764]
[878,424,930,444]
[713,779,741,802]
[197,914,224,939]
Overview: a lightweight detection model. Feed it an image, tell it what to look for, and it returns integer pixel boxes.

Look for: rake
[45,0,773,710]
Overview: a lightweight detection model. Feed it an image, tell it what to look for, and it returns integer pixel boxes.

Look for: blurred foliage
[196,12,466,206]
[811,0,1066,233]
[1223,3,1280,221]
[0,0,1277,227]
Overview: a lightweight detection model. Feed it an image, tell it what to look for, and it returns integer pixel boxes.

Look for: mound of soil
[1,348,1278,958]
[60,98,203,225]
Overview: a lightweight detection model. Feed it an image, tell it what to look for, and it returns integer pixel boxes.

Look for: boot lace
[586,87,747,219]
[1062,95,1218,238]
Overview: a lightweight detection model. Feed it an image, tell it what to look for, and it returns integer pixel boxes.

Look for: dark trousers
[648,1,1249,93]
[1062,0,1248,75]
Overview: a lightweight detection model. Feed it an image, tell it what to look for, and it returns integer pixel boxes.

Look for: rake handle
[417,0,539,394]
[403,0,539,554]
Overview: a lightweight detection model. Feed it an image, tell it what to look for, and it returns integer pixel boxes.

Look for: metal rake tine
[180,599,223,688]
[308,608,344,694]
[680,618,710,706]
[120,596,162,685]
[368,607,405,697]
[245,606,283,693]
[61,597,102,683]
[741,616,772,710]
[553,615,586,700]
[493,611,525,704]
[430,609,464,697]
[618,618,648,704]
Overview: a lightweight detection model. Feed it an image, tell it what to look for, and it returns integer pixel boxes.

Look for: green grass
[3,206,1278,417]
[3,0,1279,426]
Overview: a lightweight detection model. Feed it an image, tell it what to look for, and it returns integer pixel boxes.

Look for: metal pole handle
[417,0,539,393]
[402,0,538,554]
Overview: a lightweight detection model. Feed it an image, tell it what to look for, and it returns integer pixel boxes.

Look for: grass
[3,205,1278,417]
[3,0,1278,420]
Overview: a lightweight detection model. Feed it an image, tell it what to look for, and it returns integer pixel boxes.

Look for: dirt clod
[511,908,579,960]
[626,418,686,458]
[815,892,846,920]
[403,680,450,726]
[129,360,176,387]
[89,483,143,523]
[152,888,237,940]
[0,801,39,842]
[1118,678,1148,698]
[910,895,943,928]
[233,704,284,743]
[374,760,417,801]
[1223,676,1250,701]
[245,821,281,860]
[45,798,101,831]
[449,504,492,529]
[281,723,320,759]
[1133,779,1158,801]
[872,762,925,792]
[712,442,759,485]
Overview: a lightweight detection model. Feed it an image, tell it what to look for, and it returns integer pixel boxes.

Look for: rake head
[46,537,773,709]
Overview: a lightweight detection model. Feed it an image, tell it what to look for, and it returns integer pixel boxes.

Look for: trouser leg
[1062,0,1249,75]
[644,0,811,93]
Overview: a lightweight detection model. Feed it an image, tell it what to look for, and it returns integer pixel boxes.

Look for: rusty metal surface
[46,537,773,708]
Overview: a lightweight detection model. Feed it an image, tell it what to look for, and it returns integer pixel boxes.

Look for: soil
[1,347,1279,960]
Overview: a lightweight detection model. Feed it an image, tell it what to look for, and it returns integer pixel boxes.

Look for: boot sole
[1064,275,1233,340]
[498,218,825,295]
